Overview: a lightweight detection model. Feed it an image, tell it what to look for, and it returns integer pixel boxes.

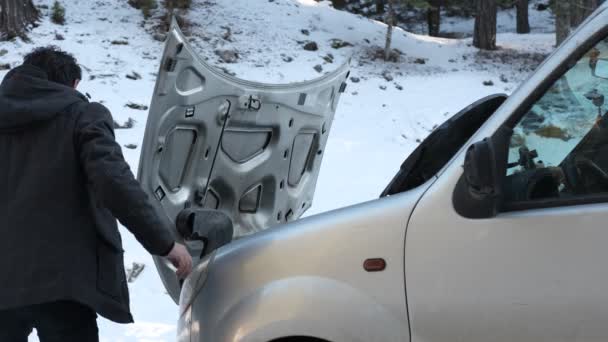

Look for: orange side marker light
[363,258,386,272]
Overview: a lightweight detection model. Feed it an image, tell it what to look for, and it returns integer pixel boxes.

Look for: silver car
[140,4,608,341]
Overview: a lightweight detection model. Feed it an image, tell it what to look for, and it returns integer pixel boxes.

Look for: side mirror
[453,131,509,219]
[592,59,608,79]
[463,139,498,198]
[176,209,234,257]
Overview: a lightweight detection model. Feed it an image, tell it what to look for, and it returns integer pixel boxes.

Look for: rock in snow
[215,49,239,63]
[303,41,319,51]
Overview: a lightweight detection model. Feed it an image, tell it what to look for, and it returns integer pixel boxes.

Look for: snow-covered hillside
[0,0,555,340]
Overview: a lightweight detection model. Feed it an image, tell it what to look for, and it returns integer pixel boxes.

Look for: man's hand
[166,243,193,279]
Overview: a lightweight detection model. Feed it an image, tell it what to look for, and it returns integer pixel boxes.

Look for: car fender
[186,183,435,342]
[210,276,406,342]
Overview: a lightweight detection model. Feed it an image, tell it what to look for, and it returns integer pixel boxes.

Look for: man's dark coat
[0,65,175,323]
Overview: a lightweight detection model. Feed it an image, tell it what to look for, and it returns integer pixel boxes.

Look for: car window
[504,38,608,203]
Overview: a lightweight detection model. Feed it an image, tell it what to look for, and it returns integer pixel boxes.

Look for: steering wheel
[562,155,608,194]
[562,155,583,194]
[578,157,608,183]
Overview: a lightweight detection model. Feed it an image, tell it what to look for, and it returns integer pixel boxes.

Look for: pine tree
[570,0,598,26]
[384,0,396,61]
[555,0,570,45]
[427,0,442,37]
[0,0,39,41]
[331,0,347,9]
[473,0,497,50]
[51,1,66,25]
[516,0,530,34]
[376,0,385,14]
[556,0,598,45]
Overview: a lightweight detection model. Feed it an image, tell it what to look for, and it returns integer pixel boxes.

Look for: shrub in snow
[330,39,353,49]
[128,0,159,19]
[51,1,65,25]
[164,0,191,10]
[156,11,191,35]
[303,41,319,51]
[215,49,239,63]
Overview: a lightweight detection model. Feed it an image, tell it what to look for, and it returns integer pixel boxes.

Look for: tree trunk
[568,0,599,31]
[376,0,385,14]
[570,0,585,27]
[555,0,570,45]
[331,0,346,9]
[582,0,599,18]
[0,0,39,41]
[384,0,395,61]
[573,0,599,25]
[516,0,530,34]
[427,0,442,37]
[473,0,497,50]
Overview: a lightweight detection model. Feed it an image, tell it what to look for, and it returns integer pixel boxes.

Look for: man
[0,46,193,341]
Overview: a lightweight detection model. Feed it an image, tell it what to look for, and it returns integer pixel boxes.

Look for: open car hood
[137,20,350,302]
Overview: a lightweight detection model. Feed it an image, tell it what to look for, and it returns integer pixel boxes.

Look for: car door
[137,20,350,302]
[405,7,608,342]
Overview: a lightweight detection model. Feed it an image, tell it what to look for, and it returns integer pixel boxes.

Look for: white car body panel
[185,185,430,342]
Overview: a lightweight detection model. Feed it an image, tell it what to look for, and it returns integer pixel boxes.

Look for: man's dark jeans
[0,300,99,342]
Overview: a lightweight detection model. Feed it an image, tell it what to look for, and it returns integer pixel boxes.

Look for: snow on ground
[182,0,554,84]
[0,0,555,340]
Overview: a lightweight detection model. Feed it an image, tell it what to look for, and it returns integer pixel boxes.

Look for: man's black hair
[23,46,82,87]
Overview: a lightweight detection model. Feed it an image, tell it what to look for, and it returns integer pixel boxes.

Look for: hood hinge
[239,95,261,111]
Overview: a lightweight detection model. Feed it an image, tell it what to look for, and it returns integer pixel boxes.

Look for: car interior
[503,39,608,203]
